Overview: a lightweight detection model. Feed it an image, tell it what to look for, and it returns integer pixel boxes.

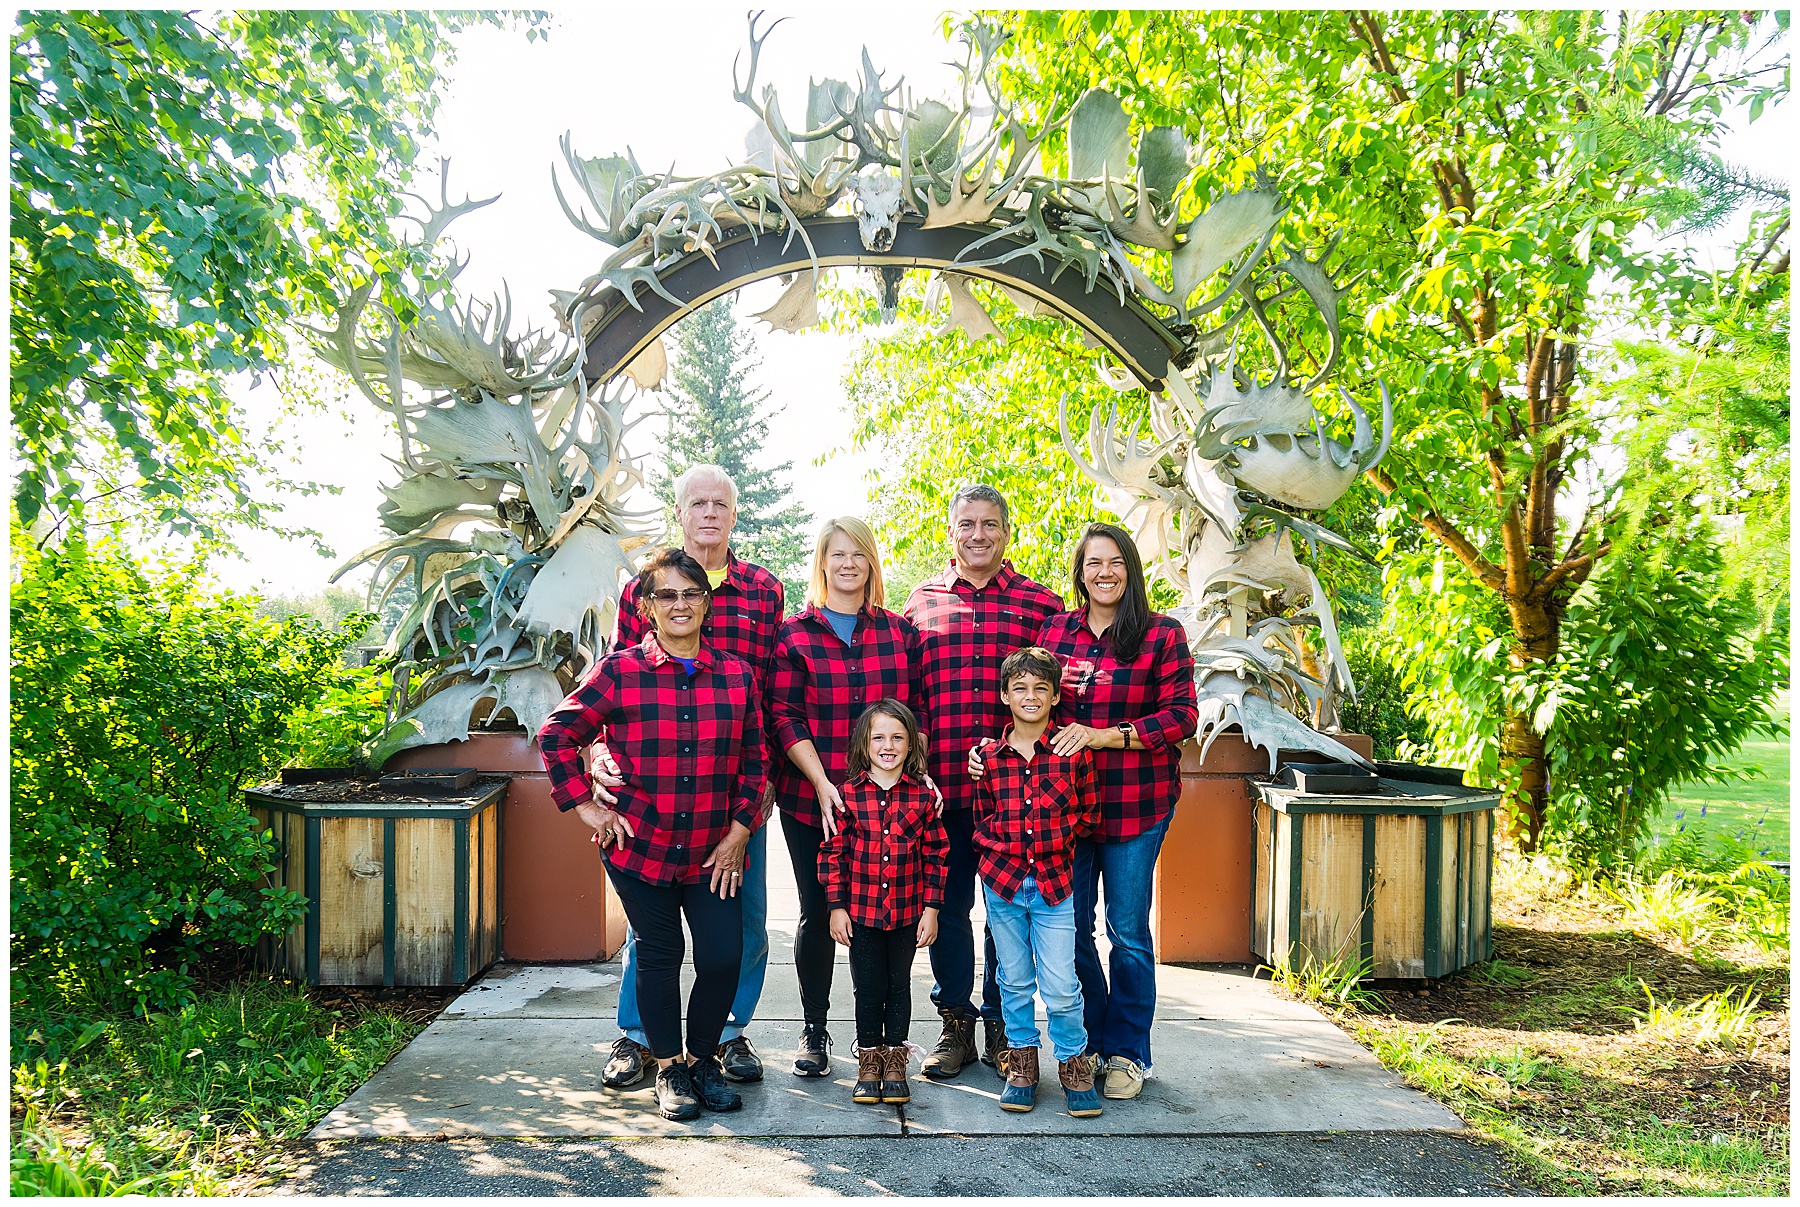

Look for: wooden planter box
[248,776,503,987]
[1251,765,1500,980]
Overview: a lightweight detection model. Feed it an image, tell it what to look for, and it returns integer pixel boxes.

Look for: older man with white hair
[598,463,786,1089]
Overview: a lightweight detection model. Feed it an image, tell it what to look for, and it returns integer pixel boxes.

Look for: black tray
[377,767,477,794]
[1277,761,1381,795]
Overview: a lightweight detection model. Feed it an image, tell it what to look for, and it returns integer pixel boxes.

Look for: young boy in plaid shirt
[818,699,949,1106]
[971,646,1104,1117]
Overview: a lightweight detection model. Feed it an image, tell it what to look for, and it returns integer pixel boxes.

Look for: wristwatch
[1117,721,1135,746]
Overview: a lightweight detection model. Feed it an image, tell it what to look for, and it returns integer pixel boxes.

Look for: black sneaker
[792,1022,832,1078]
[689,1055,744,1112]
[716,1035,764,1083]
[602,1036,652,1089]
[654,1061,700,1121]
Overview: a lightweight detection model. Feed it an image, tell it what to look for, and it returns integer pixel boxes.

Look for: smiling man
[603,464,785,1090]
[902,483,1064,1079]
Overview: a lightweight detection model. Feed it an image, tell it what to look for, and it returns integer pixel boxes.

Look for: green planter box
[1251,765,1500,980]
[248,776,504,987]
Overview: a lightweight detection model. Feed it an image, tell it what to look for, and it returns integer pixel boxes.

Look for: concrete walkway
[277,821,1511,1194]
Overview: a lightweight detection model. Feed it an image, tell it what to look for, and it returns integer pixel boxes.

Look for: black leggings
[604,866,743,1061]
[779,811,836,1026]
[849,921,918,1047]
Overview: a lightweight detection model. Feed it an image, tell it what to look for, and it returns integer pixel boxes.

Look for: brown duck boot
[920,1007,977,1080]
[997,1044,1039,1112]
[852,1046,884,1104]
[880,1043,912,1103]
[1059,1053,1104,1118]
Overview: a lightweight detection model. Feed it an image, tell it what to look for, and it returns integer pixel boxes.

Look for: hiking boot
[1102,1055,1146,1100]
[1059,1053,1104,1118]
[688,1055,743,1113]
[880,1043,912,1103]
[920,1007,977,1080]
[715,1035,764,1083]
[853,1046,884,1104]
[981,1015,1009,1073]
[654,1061,700,1121]
[602,1035,652,1089]
[997,1045,1039,1112]
[792,1022,832,1078]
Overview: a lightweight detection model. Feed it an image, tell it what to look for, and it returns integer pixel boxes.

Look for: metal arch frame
[579,215,1182,390]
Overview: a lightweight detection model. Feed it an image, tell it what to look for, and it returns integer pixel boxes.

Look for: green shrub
[9,526,362,1011]
[1338,628,1430,758]
[282,661,390,771]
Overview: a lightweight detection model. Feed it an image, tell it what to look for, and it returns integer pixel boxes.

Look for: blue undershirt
[821,606,859,646]
[671,655,699,676]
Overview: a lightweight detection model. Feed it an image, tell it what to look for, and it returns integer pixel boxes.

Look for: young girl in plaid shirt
[818,699,949,1106]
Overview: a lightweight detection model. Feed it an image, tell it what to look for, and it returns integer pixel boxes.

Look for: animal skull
[850,165,904,252]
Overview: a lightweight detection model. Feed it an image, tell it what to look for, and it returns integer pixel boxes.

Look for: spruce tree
[651,296,812,609]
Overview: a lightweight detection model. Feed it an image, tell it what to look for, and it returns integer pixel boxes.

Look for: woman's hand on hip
[585,744,623,805]
[574,800,635,849]
[704,821,754,898]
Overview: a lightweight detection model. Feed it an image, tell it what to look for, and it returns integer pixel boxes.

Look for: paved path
[273,817,1525,1194]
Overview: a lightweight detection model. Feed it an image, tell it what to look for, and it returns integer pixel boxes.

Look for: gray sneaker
[602,1036,652,1089]
[716,1035,764,1083]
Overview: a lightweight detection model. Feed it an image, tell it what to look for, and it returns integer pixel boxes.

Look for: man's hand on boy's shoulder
[965,739,993,782]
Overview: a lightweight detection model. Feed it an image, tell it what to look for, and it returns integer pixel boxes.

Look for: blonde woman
[767,517,925,1078]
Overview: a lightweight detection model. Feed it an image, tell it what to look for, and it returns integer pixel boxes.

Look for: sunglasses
[649,588,708,604]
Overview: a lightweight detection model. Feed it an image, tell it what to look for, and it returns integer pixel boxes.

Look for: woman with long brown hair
[1033,522,1196,1101]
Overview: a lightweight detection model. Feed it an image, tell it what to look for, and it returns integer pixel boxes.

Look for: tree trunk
[1501,594,1562,850]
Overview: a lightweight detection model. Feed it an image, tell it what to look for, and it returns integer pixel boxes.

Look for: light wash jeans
[982,877,1087,1062]
[618,824,769,1046]
[1072,811,1171,1070]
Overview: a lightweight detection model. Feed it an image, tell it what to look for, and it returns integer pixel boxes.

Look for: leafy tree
[9,524,366,1011]
[652,297,813,604]
[1608,213,1790,630]
[9,10,530,543]
[846,9,1785,851]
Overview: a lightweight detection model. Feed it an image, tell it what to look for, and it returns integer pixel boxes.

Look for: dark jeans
[929,807,1003,1021]
[779,811,837,1026]
[1072,811,1172,1069]
[848,921,918,1047]
[604,865,743,1062]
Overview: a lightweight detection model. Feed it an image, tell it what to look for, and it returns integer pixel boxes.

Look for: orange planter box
[386,733,627,963]
[1151,733,1375,964]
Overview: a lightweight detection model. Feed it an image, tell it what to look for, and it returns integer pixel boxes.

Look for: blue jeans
[982,878,1086,1062]
[1073,811,1171,1070]
[618,824,769,1046]
[929,807,1003,1021]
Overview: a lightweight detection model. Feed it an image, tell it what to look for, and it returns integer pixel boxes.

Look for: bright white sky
[208,7,1791,598]
[213,6,969,597]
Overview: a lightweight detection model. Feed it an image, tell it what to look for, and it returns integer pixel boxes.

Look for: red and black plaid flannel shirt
[768,604,925,829]
[1036,610,1198,842]
[614,549,785,690]
[538,634,765,886]
[817,772,949,929]
[971,727,1100,905]
[903,561,1064,813]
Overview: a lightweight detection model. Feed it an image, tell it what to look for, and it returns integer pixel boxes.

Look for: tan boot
[852,1046,883,1104]
[920,1007,978,1080]
[880,1043,911,1103]
[997,1044,1039,1112]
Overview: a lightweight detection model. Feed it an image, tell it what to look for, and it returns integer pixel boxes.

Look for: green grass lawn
[1656,695,1790,861]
